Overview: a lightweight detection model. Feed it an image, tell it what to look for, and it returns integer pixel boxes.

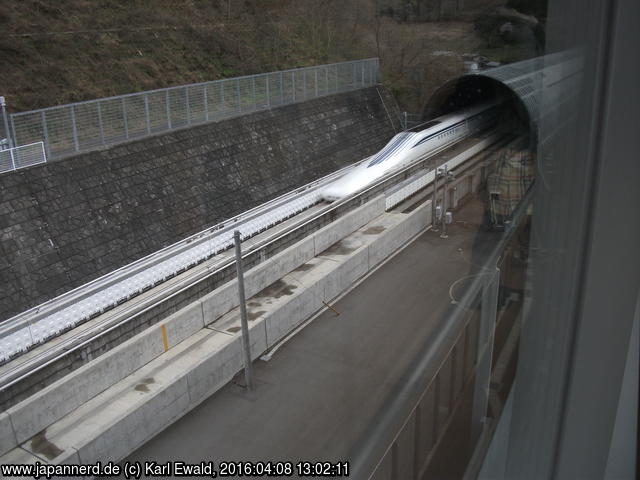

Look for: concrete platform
[124,196,502,476]
[0,197,432,470]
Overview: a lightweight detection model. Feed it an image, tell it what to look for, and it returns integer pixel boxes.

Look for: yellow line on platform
[160,325,169,352]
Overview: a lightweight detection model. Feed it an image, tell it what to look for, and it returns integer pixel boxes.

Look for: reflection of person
[485,141,535,230]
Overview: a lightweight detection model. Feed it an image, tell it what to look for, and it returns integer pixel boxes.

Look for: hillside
[0,0,541,114]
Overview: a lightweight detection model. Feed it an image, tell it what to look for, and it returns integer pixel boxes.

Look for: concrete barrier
[0,413,16,459]
[0,196,386,458]
[313,196,386,255]
[0,198,434,468]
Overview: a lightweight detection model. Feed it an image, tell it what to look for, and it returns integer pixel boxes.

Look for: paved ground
[124,196,501,477]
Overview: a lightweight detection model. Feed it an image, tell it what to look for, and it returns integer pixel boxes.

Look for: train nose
[320,186,343,202]
[321,192,341,202]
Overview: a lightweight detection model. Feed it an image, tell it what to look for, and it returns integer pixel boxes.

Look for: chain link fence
[8,58,379,161]
[402,112,423,130]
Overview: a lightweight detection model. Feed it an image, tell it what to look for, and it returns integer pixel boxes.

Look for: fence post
[292,71,296,102]
[71,106,80,152]
[122,97,129,139]
[279,72,284,104]
[97,101,105,145]
[39,142,46,165]
[186,87,191,125]
[39,111,51,159]
[440,165,449,238]
[220,82,225,114]
[352,62,356,88]
[251,76,256,110]
[313,68,318,98]
[9,146,16,171]
[233,230,255,391]
[432,160,439,231]
[204,84,209,121]
[265,75,270,108]
[0,97,13,149]
[335,64,339,91]
[325,66,329,94]
[236,78,241,113]
[166,90,172,129]
[303,69,307,99]
[361,61,365,86]
[144,93,151,134]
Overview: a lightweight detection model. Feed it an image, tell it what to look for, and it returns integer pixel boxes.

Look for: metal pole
[97,101,105,145]
[440,165,449,238]
[251,77,256,109]
[292,71,296,102]
[220,82,225,114]
[0,97,13,149]
[144,93,151,134]
[166,90,172,129]
[122,97,129,139]
[403,111,408,130]
[325,66,329,94]
[279,72,284,104]
[266,75,270,108]
[315,69,318,97]
[236,79,241,112]
[432,161,439,231]
[233,230,255,391]
[204,85,209,122]
[71,106,80,151]
[40,111,51,159]
[186,87,191,125]
[9,147,16,171]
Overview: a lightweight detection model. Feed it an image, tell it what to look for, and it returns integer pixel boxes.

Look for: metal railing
[0,142,47,174]
[402,111,423,130]
[7,59,380,161]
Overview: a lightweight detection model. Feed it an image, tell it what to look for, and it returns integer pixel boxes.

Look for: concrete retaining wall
[0,87,396,321]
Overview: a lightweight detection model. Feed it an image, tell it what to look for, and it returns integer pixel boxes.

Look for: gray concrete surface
[0,87,397,321]
[0,196,433,469]
[0,197,386,458]
[124,197,500,475]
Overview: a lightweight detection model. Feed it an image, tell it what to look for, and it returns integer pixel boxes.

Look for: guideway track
[0,129,509,410]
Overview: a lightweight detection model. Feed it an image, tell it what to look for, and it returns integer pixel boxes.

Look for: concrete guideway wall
[0,143,490,465]
[0,86,398,322]
[0,195,430,466]
[0,197,386,458]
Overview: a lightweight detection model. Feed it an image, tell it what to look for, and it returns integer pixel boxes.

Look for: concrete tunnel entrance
[420,51,582,142]
[416,55,565,230]
[422,74,533,139]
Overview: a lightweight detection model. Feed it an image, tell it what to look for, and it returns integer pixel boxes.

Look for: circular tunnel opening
[420,71,538,234]
[422,75,534,139]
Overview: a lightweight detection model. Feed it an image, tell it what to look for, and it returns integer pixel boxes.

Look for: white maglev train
[320,100,502,201]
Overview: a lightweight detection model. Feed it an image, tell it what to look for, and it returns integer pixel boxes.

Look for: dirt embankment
[0,0,542,114]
